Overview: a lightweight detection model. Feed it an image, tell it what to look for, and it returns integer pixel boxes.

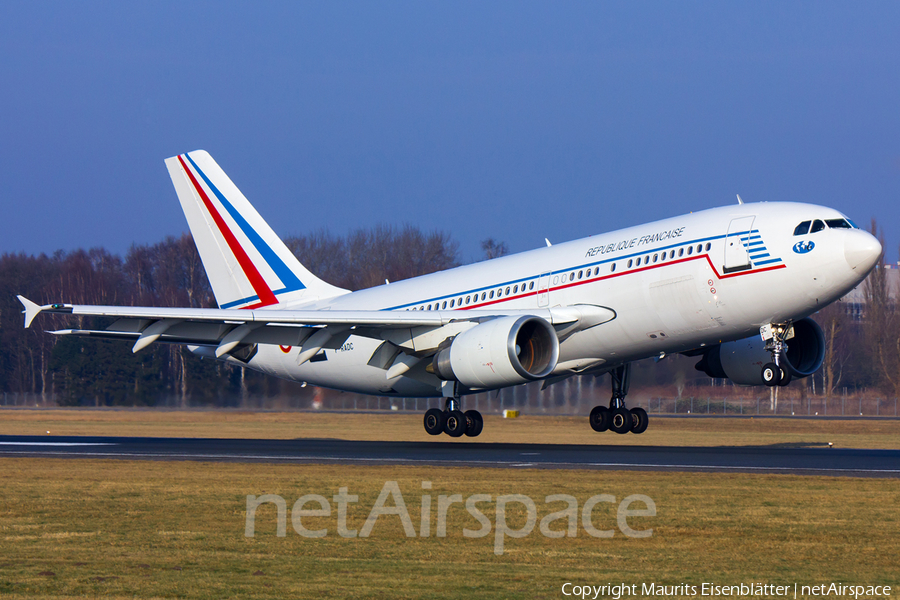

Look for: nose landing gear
[423,397,483,438]
[588,363,648,434]
[760,323,794,387]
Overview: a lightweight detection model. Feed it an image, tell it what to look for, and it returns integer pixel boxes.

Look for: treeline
[0,223,897,407]
[0,226,459,406]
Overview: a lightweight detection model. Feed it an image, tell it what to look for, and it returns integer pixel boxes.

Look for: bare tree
[862,219,899,397]
[481,238,509,261]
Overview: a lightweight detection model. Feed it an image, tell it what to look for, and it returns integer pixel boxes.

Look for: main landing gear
[423,398,483,438]
[588,363,648,435]
[760,323,793,388]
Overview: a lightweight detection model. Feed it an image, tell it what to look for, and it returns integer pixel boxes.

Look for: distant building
[837,265,899,320]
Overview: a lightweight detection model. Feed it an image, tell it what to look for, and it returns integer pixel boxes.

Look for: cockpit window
[810,220,826,233]
[826,218,852,229]
[793,221,811,235]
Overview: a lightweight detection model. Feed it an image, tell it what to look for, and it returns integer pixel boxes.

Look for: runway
[1,435,898,477]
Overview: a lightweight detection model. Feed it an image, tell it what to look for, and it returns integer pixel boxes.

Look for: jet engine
[694,318,825,385]
[432,315,559,389]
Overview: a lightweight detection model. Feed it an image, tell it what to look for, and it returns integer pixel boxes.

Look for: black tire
[444,410,467,437]
[424,408,445,436]
[777,368,792,387]
[464,410,484,437]
[589,406,610,432]
[630,407,649,434]
[762,363,780,387]
[610,407,633,434]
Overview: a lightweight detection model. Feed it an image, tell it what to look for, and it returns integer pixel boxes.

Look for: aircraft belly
[251,337,439,397]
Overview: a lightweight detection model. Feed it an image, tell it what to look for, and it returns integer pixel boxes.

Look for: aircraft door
[537,272,550,307]
[723,216,755,274]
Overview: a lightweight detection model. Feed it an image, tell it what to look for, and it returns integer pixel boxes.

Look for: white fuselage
[245,202,879,397]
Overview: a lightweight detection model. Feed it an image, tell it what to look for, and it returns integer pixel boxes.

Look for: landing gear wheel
[762,363,780,387]
[464,410,484,437]
[444,410,467,437]
[424,408,445,436]
[630,407,649,434]
[590,406,610,432]
[777,368,792,387]
[610,407,633,434]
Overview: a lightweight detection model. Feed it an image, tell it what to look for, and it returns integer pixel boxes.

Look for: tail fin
[165,150,347,309]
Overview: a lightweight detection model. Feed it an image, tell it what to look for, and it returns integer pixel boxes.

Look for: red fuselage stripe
[455,253,786,311]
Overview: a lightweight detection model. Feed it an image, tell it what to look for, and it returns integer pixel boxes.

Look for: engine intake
[695,318,825,385]
[432,315,559,389]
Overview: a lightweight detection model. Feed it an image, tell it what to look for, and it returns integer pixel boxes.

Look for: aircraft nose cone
[844,230,882,273]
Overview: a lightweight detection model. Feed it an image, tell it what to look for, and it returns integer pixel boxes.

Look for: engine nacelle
[432,315,559,389]
[695,318,825,385]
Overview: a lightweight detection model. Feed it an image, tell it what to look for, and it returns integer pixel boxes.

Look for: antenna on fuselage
[736,194,744,205]
[545,238,552,247]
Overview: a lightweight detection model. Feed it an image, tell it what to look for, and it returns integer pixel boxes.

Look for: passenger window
[466,296,470,305]
[696,244,702,253]
[578,270,583,280]
[489,291,494,299]
[678,248,684,257]
[610,263,616,272]
[635,257,641,266]
[811,220,826,233]
[450,299,454,308]
[653,254,658,263]
[505,286,511,295]
[687,246,693,255]
[442,301,447,309]
[482,292,487,301]
[705,243,711,251]
[670,250,675,258]
[569,273,574,282]
[826,219,852,229]
[529,282,534,290]
[594,267,600,276]
[627,259,633,268]
[793,221,811,235]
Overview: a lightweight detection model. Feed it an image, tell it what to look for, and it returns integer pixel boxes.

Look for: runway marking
[0,449,897,476]
[0,442,116,447]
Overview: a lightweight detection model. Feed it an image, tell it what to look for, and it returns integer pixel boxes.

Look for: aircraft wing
[17,296,614,360]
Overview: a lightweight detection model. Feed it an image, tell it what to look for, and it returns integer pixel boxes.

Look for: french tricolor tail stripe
[178,154,280,309]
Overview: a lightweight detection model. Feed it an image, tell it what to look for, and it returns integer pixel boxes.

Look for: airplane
[18,150,882,438]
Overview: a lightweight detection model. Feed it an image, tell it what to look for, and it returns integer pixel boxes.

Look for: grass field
[1,411,898,598]
[1,408,899,449]
[0,458,898,599]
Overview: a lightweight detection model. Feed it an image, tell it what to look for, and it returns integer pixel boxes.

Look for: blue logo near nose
[793,241,815,254]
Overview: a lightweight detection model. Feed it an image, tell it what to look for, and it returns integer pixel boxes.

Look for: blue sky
[1,2,898,263]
